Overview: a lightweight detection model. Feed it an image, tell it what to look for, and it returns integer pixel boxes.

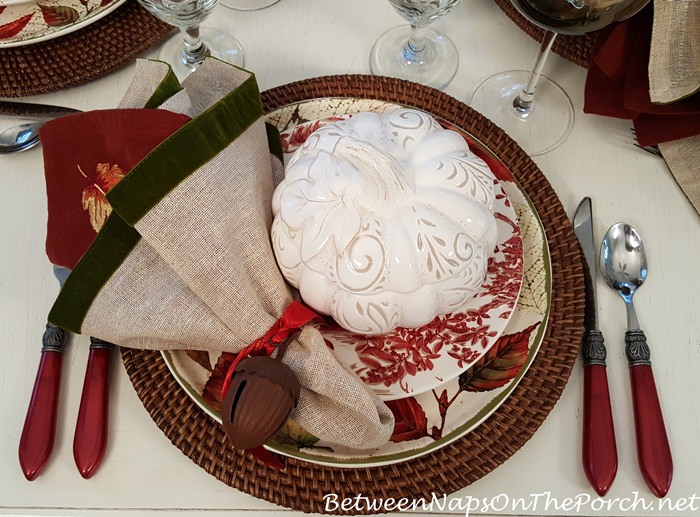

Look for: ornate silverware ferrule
[625,329,651,366]
[41,323,66,353]
[89,336,114,350]
[582,329,607,366]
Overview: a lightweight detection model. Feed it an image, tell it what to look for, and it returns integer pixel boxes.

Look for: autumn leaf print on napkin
[80,163,125,232]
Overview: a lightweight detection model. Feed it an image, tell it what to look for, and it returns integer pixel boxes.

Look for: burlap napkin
[658,135,700,213]
[46,58,394,450]
[649,1,700,104]
[583,4,700,215]
[650,1,700,215]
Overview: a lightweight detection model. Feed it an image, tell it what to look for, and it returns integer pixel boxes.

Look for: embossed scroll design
[321,203,523,393]
[272,109,500,336]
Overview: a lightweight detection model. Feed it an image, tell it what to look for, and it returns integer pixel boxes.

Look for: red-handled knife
[73,337,113,479]
[573,197,618,496]
[19,265,71,481]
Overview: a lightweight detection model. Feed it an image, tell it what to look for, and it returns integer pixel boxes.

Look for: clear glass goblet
[369,0,463,90]
[220,0,280,10]
[138,0,245,79]
[470,0,650,156]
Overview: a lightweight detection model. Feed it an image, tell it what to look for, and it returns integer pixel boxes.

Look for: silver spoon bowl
[599,222,647,329]
[0,121,44,154]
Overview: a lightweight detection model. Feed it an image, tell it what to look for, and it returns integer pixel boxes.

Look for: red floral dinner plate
[0,0,126,48]
[162,98,551,467]
[280,113,524,400]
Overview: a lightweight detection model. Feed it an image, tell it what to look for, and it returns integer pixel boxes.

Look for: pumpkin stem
[334,137,412,209]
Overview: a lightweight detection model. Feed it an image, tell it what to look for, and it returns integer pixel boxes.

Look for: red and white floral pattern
[0,0,125,48]
[163,98,551,467]
[279,114,524,400]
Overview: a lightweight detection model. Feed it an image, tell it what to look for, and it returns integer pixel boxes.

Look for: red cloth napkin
[41,109,191,269]
[583,5,700,147]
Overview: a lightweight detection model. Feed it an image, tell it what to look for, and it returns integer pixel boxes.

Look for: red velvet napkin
[583,6,700,147]
[41,109,191,269]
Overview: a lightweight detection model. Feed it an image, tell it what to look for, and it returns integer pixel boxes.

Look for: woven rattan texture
[0,0,172,98]
[494,0,594,68]
[121,74,585,514]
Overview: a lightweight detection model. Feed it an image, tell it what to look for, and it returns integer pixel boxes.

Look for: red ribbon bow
[221,301,320,399]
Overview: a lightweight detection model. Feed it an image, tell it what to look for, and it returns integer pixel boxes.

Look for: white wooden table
[1,1,699,515]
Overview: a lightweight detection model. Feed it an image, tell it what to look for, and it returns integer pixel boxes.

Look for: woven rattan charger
[121,75,585,514]
[0,0,172,98]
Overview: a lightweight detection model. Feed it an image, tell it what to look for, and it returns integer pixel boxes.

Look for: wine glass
[220,0,280,10]
[369,0,463,90]
[138,0,245,79]
[470,0,650,156]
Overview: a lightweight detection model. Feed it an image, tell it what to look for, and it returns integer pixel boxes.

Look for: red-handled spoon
[600,223,673,498]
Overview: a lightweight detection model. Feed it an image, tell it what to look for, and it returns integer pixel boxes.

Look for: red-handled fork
[73,337,113,479]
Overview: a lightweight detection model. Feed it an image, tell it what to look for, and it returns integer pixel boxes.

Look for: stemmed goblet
[138,0,245,79]
[220,0,280,10]
[470,0,650,156]
[370,0,463,90]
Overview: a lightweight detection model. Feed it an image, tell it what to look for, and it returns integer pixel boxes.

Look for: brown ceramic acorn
[221,337,300,450]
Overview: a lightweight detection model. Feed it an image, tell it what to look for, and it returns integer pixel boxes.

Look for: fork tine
[634,143,663,157]
[630,128,662,157]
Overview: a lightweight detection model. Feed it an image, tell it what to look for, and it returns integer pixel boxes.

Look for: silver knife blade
[52,264,71,287]
[0,101,81,122]
[573,196,598,330]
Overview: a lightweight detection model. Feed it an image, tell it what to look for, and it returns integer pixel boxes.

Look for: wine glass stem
[403,24,430,65]
[181,26,209,70]
[513,30,558,117]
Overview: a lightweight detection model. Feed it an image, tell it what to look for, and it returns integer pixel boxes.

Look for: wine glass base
[220,0,280,10]
[159,28,245,80]
[369,25,458,90]
[470,70,574,156]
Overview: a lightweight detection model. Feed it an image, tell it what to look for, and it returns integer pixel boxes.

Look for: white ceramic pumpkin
[271,109,499,335]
